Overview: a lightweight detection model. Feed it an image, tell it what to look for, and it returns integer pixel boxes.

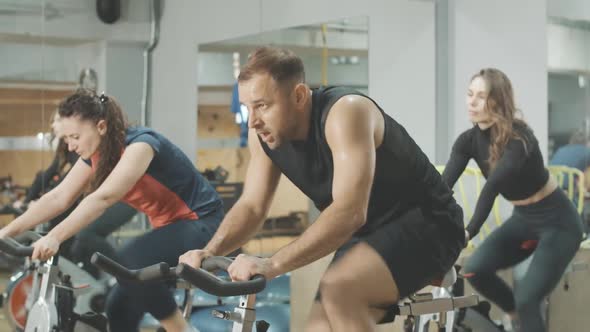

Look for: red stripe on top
[122,173,198,228]
[91,154,198,228]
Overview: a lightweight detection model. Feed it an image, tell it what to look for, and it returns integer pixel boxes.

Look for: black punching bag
[96,0,120,24]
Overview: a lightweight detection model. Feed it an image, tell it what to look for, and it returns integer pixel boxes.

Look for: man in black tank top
[179,46,465,329]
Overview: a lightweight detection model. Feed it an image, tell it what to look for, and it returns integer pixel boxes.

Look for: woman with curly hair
[0,89,222,332]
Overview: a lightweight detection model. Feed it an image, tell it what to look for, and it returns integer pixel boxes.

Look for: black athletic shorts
[317,203,465,323]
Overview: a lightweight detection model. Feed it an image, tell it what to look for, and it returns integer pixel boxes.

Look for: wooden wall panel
[0,107,54,136]
[0,151,55,185]
[270,176,309,217]
[0,87,73,101]
[0,87,72,227]
[197,105,240,139]
[0,150,55,227]
[0,87,73,136]
[196,101,310,219]
[196,148,249,182]
[196,147,309,218]
[0,215,11,227]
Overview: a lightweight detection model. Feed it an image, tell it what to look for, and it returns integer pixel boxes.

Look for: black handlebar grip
[91,252,137,280]
[13,231,42,243]
[0,237,34,257]
[135,262,172,281]
[91,252,170,281]
[201,256,233,272]
[175,263,266,297]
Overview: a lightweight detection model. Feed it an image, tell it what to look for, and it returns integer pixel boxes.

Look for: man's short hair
[238,46,305,88]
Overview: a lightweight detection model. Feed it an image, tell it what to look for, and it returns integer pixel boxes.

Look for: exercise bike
[0,232,107,332]
[91,252,271,332]
[396,266,481,332]
[415,269,506,332]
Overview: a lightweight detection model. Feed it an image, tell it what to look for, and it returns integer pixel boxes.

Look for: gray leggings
[464,189,583,332]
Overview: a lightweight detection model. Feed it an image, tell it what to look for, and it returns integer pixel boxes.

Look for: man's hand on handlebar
[178,249,214,269]
[32,234,60,260]
[228,254,277,281]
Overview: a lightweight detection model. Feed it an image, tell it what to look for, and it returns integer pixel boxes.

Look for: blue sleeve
[128,132,161,155]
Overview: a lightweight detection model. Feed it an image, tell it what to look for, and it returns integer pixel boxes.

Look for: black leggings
[464,189,583,332]
[70,202,137,278]
[105,211,222,332]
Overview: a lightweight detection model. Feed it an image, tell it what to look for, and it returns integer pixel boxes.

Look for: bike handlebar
[0,231,41,257]
[91,252,266,297]
[91,252,172,282]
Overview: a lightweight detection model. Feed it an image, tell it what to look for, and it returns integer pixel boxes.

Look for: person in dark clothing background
[549,128,590,192]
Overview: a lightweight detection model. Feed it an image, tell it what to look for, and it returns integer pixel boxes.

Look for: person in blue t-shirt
[549,128,590,191]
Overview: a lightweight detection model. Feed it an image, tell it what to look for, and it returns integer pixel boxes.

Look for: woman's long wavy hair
[54,140,70,176]
[58,88,128,192]
[47,111,70,175]
[472,68,528,169]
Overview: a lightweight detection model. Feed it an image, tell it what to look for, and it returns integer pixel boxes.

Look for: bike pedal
[211,309,229,319]
[409,293,434,302]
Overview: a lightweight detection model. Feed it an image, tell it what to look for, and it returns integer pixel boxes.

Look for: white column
[150,1,201,160]
[105,42,145,124]
[449,0,548,159]
[151,0,437,160]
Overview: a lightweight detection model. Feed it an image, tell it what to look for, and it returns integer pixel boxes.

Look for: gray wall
[0,41,145,126]
[446,0,548,162]
[152,0,436,161]
[105,43,145,125]
[547,0,590,21]
[548,73,590,136]
[0,44,78,82]
[198,51,368,89]
[0,0,149,43]
[548,23,590,72]
[0,0,555,167]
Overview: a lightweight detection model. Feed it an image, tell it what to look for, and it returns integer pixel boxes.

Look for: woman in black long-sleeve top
[443,68,583,332]
[17,113,80,232]
[23,139,78,206]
